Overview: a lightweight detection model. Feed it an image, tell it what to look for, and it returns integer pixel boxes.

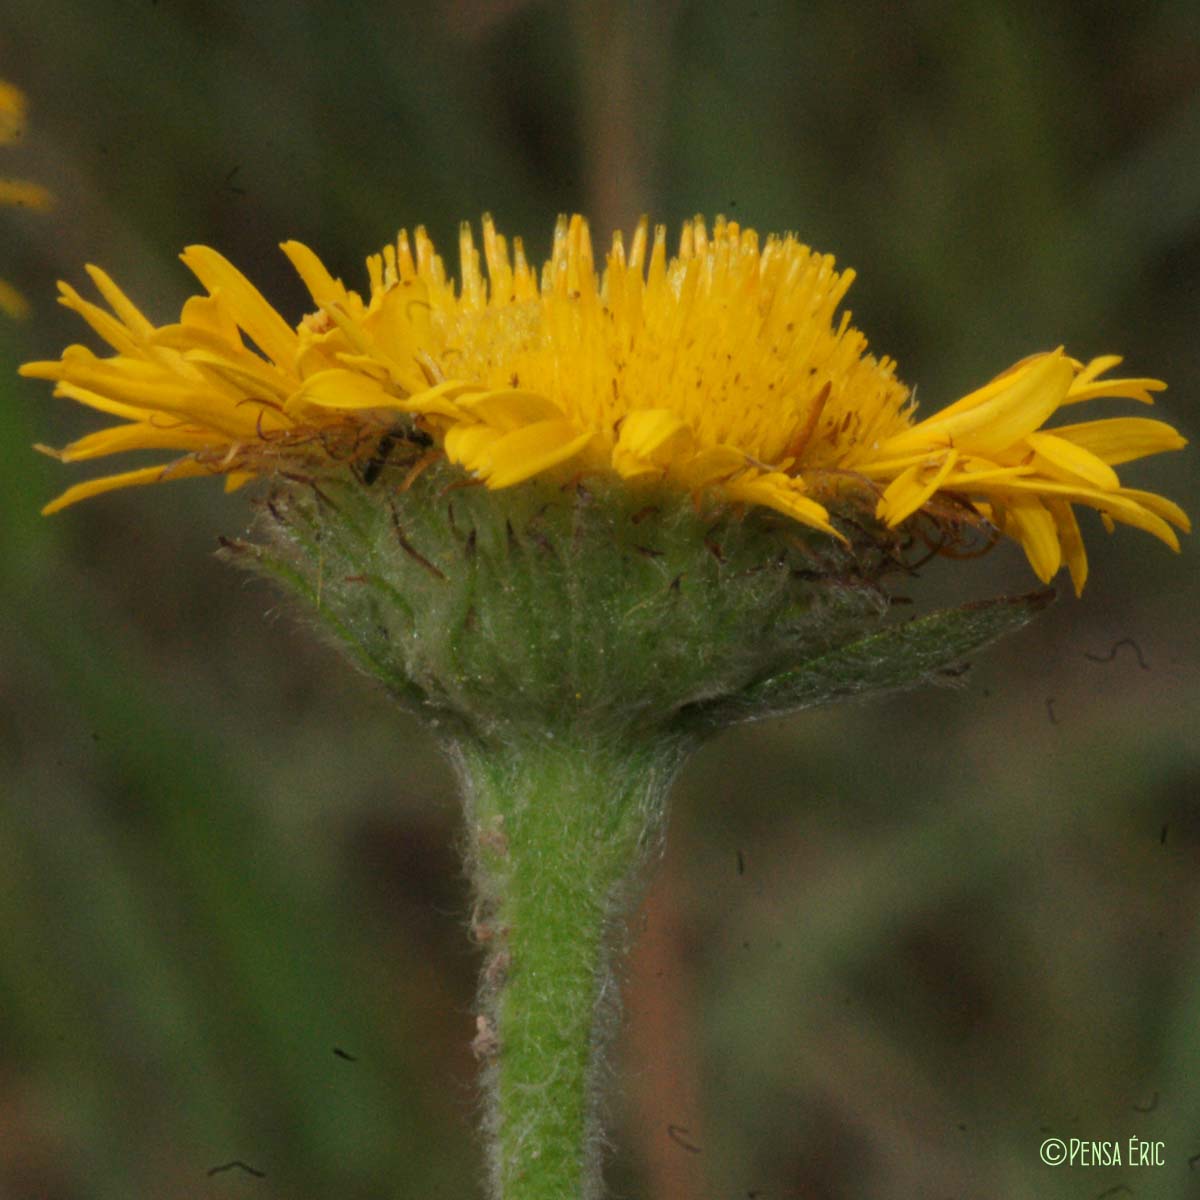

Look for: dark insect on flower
[361,423,434,485]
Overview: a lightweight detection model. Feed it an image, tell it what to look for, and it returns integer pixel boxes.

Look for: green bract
[223,464,1048,745]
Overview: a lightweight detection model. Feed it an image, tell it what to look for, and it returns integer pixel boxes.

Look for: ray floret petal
[22,214,1187,593]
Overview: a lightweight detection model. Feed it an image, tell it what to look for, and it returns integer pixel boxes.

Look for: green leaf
[684,588,1055,730]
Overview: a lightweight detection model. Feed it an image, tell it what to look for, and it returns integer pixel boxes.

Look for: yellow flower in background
[0,80,53,319]
[23,214,1187,593]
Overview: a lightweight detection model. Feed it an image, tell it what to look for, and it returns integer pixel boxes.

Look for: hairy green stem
[452,730,690,1200]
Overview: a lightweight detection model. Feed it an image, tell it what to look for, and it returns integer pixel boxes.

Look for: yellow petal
[184,348,293,402]
[609,456,665,483]
[84,265,156,340]
[17,357,65,380]
[483,422,594,488]
[42,459,213,514]
[1003,495,1061,583]
[1071,354,1124,386]
[21,360,151,418]
[180,246,299,367]
[179,293,242,343]
[1064,368,1165,405]
[882,352,1074,459]
[291,368,398,412]
[936,461,1032,486]
[613,408,696,466]
[1118,488,1191,534]
[918,352,1056,420]
[57,282,144,356]
[280,240,352,309]
[1049,417,1187,466]
[329,352,393,383]
[455,388,565,431]
[152,322,245,361]
[876,449,959,525]
[52,382,149,422]
[396,378,480,421]
[443,423,503,472]
[38,348,245,431]
[1044,499,1088,597]
[673,445,748,490]
[983,477,1182,551]
[1025,432,1120,491]
[723,471,841,539]
[23,216,1189,577]
[61,422,225,462]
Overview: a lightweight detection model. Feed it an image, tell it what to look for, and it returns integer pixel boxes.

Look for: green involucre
[224,463,1049,742]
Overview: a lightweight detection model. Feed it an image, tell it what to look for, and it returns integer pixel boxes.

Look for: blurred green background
[2,2,1198,1197]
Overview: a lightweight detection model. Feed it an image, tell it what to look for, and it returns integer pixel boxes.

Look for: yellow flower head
[23,215,1188,594]
[0,79,53,319]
